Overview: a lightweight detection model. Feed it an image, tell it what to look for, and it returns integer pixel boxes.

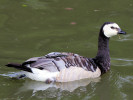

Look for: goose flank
[6,22,126,83]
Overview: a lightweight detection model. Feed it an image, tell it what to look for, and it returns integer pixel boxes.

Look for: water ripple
[116,76,133,88]
[0,72,24,78]
[111,58,133,66]
[117,34,133,42]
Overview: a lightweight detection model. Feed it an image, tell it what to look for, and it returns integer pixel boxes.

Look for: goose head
[102,22,126,38]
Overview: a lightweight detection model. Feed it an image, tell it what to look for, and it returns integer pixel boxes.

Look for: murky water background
[0,0,133,100]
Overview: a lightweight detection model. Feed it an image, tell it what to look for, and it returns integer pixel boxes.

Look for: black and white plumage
[6,22,126,83]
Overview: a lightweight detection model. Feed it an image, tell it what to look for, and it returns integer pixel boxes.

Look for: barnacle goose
[6,22,126,83]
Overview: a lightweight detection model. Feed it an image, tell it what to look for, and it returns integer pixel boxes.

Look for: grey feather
[22,52,97,72]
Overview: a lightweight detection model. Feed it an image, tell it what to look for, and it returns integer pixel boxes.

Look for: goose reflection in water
[18,77,101,93]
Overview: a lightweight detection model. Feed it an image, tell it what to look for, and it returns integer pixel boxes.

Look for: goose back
[24,52,98,73]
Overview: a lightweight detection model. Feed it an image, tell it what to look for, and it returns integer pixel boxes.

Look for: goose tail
[5,63,32,73]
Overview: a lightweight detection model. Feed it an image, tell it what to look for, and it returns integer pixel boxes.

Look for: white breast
[24,66,101,82]
[56,66,101,82]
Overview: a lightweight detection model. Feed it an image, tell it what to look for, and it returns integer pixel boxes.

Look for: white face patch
[103,23,121,38]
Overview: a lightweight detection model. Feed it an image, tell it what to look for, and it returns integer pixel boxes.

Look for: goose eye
[111,26,115,29]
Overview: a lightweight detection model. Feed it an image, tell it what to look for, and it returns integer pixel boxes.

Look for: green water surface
[0,0,133,100]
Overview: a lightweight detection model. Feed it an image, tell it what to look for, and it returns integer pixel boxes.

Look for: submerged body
[6,22,126,83]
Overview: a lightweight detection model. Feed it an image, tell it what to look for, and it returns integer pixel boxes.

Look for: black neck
[93,29,110,74]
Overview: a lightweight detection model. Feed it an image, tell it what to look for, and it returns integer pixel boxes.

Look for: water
[0,0,133,100]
